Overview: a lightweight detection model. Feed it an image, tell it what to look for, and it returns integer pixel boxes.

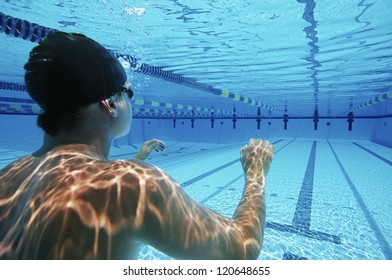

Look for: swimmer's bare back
[0,139,273,259]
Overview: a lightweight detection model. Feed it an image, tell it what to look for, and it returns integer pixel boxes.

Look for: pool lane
[353,142,392,166]
[275,140,392,260]
[172,139,345,260]
[180,139,284,188]
[353,141,392,163]
[329,141,392,260]
[266,140,341,260]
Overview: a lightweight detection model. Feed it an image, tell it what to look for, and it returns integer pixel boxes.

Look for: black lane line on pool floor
[328,141,392,260]
[160,142,241,169]
[109,142,229,163]
[279,141,340,260]
[180,139,284,188]
[109,142,199,160]
[199,174,244,204]
[353,142,392,166]
[0,150,29,163]
[110,142,239,167]
[266,141,341,245]
[198,140,301,215]
[292,141,317,228]
[0,157,20,163]
[182,138,293,205]
[267,221,341,244]
[282,252,307,260]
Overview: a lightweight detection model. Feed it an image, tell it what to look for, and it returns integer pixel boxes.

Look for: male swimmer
[0,32,274,259]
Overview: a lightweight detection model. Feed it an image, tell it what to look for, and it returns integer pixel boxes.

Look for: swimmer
[0,32,274,259]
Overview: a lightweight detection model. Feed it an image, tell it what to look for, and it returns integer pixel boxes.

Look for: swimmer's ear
[100,99,118,117]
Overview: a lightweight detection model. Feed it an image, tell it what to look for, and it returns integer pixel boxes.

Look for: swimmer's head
[24,31,127,112]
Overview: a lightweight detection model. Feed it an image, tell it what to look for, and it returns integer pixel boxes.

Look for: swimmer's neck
[33,128,113,160]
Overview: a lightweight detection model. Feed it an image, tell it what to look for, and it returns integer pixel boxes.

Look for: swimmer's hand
[240,139,274,182]
[134,139,166,161]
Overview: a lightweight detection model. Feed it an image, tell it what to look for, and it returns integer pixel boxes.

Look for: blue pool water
[1,0,392,260]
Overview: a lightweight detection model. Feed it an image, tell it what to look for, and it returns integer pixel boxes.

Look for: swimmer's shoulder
[81,158,175,190]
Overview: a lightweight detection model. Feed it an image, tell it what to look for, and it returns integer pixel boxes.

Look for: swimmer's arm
[133,166,266,260]
[134,139,165,161]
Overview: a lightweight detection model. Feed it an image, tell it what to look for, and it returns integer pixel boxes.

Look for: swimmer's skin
[0,138,273,259]
[0,84,274,259]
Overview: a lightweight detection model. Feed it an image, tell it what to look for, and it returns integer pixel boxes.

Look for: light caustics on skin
[0,140,274,260]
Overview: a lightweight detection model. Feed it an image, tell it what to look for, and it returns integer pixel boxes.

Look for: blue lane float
[352,91,392,111]
[0,12,283,113]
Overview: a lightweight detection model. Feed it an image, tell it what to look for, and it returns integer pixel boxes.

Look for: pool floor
[1,138,391,260]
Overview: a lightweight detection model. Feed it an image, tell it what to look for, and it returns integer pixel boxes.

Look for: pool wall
[372,101,392,148]
[128,118,377,143]
[0,106,390,153]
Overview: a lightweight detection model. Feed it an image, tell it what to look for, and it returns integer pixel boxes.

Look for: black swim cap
[24,31,127,112]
